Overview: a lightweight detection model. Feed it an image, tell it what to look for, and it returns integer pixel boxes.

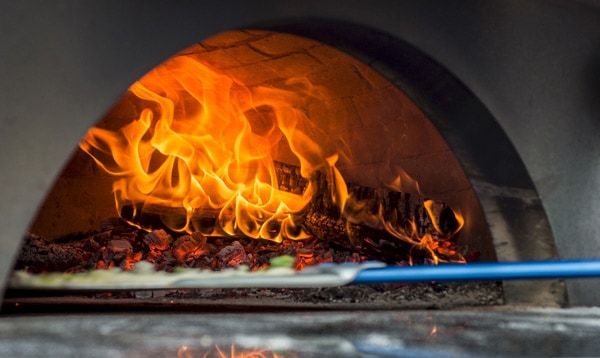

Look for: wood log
[303,167,452,240]
[120,161,307,233]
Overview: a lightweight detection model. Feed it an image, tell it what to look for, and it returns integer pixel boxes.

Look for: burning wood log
[119,161,308,235]
[302,168,464,262]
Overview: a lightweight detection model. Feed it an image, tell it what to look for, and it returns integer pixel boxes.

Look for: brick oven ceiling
[1,1,599,305]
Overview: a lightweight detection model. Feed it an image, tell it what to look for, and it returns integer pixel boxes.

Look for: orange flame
[80,49,465,263]
[80,55,342,242]
[178,344,289,358]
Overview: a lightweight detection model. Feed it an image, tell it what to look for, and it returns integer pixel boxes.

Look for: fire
[80,48,466,264]
[343,168,466,264]
[178,345,289,358]
[80,55,342,242]
[346,198,465,265]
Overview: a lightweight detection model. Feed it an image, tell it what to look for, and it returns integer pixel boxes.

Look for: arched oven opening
[5,25,564,311]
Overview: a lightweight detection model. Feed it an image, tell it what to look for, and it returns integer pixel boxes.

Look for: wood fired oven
[2,2,600,357]
[1,1,599,309]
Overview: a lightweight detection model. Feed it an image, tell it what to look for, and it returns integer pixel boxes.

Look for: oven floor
[0,307,598,357]
[1,280,505,314]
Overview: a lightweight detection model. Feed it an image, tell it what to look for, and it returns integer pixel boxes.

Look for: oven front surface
[1,309,600,357]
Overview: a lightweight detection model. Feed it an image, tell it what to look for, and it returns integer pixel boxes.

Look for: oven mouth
[4,22,563,309]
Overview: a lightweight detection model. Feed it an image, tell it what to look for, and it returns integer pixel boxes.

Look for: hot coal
[14,215,453,275]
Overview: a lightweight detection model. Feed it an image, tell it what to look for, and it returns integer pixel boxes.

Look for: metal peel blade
[9,261,386,291]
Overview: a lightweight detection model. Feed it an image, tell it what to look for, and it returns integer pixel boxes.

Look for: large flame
[80,55,342,242]
[80,50,465,263]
